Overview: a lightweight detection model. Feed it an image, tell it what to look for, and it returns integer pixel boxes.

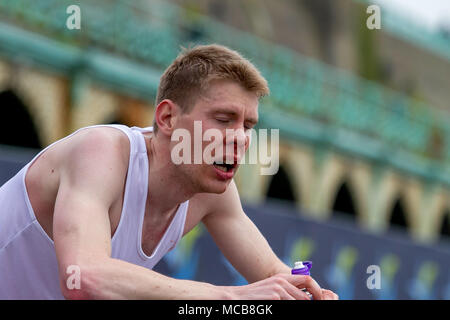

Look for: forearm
[264,259,292,278]
[64,257,231,300]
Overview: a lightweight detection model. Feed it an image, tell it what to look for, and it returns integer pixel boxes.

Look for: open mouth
[213,161,235,172]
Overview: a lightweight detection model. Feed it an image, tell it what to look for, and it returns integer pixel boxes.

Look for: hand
[224,273,325,300]
[321,289,339,300]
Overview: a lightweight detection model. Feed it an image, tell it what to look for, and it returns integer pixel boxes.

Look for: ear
[154,99,180,136]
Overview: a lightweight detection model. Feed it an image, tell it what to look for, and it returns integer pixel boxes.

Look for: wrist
[216,285,236,300]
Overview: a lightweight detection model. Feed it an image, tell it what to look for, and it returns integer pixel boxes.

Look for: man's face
[172,79,259,194]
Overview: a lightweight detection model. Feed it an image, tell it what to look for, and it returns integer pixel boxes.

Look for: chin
[202,180,229,194]
[198,175,230,194]
[190,165,234,194]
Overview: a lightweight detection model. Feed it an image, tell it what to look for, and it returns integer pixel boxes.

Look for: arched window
[0,90,41,149]
[332,182,357,220]
[440,210,450,239]
[389,198,408,232]
[266,165,296,204]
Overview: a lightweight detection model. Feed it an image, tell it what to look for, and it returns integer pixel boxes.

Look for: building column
[365,165,399,232]
[307,147,345,220]
[414,183,447,243]
[286,144,314,214]
[15,66,67,146]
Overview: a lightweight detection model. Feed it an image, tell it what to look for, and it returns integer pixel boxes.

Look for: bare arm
[54,129,228,300]
[201,180,338,300]
[201,180,291,282]
[54,129,334,300]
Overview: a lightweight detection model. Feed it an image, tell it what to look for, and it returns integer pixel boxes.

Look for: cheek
[246,132,252,145]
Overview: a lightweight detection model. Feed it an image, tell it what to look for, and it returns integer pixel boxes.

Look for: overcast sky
[374,0,450,31]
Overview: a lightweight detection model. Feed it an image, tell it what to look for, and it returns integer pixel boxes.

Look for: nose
[224,128,248,163]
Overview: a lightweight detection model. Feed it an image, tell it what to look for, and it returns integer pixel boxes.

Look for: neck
[145,133,196,215]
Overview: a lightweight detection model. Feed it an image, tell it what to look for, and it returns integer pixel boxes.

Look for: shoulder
[59,127,131,200]
[64,126,130,167]
[68,126,129,155]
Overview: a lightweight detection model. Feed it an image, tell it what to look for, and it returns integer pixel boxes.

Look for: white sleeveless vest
[0,124,189,299]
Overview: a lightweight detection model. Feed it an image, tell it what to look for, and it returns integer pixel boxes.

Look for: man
[0,44,338,300]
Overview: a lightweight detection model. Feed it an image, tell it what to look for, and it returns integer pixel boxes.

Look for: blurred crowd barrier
[0,145,38,185]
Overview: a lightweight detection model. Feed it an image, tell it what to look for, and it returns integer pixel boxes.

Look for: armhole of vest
[104,125,138,246]
[21,124,136,227]
[20,125,106,222]
[177,200,189,243]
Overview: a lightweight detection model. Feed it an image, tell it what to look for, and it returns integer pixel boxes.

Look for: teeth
[215,164,228,172]
[214,163,230,172]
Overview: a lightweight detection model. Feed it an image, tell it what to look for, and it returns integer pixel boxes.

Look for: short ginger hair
[153,44,269,132]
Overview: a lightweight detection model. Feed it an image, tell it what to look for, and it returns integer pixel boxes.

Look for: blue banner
[154,202,450,300]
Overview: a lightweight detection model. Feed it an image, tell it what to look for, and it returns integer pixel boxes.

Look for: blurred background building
[0,0,449,299]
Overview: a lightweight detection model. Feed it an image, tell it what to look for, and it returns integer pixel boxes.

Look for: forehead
[196,80,259,117]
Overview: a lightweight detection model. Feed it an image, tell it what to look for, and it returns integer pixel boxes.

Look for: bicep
[53,182,113,270]
[52,130,128,285]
